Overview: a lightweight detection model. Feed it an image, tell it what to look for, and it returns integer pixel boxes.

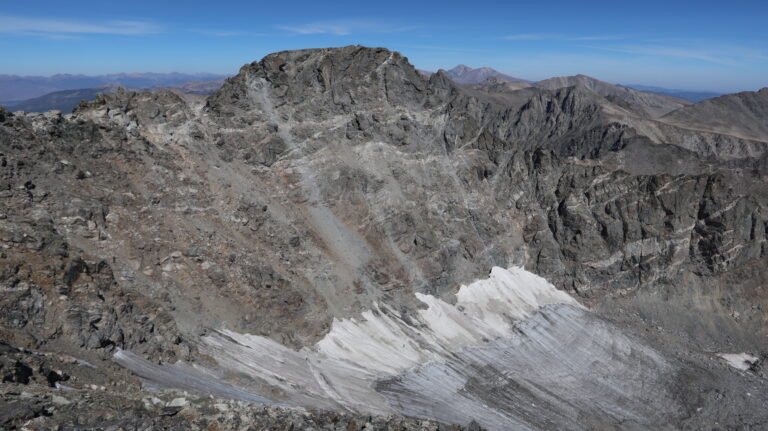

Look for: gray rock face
[0,45,767,429]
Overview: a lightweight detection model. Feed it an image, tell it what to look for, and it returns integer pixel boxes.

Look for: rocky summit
[1,46,767,430]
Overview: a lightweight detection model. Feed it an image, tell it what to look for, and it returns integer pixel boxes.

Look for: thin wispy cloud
[277,19,423,36]
[0,15,161,37]
[192,29,265,37]
[279,22,353,35]
[395,44,489,54]
[592,45,727,64]
[588,44,768,66]
[504,33,622,41]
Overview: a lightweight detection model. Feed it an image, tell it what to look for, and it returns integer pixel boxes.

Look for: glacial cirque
[1,46,767,429]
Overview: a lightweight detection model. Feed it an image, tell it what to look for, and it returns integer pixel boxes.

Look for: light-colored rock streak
[246,76,374,313]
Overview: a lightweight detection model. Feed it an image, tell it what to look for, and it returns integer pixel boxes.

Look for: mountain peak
[449,64,473,73]
[207,46,428,116]
[440,65,525,85]
[534,74,689,118]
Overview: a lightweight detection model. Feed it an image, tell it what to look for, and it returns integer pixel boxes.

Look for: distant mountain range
[419,65,526,84]
[533,74,691,118]
[3,87,119,113]
[418,66,722,103]
[1,79,226,113]
[0,65,739,114]
[430,67,692,118]
[620,84,723,103]
[0,72,227,102]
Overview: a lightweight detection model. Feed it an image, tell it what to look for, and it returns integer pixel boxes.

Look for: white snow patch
[201,266,581,413]
[316,267,580,375]
[718,353,759,371]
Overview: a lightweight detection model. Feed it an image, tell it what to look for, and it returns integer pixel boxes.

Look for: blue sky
[0,0,766,92]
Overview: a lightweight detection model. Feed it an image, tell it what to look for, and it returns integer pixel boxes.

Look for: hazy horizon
[1,0,766,92]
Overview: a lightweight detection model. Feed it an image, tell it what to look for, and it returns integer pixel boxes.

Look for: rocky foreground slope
[1,46,767,429]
